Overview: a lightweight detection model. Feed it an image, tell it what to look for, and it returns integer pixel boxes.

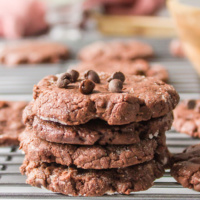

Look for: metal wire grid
[0,59,198,95]
[0,38,199,199]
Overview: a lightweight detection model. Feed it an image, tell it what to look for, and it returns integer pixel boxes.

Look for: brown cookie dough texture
[24,102,173,145]
[171,144,200,192]
[75,59,169,82]
[19,128,166,169]
[0,101,27,146]
[0,41,69,66]
[20,158,164,196]
[173,100,200,137]
[32,73,179,126]
[78,41,154,62]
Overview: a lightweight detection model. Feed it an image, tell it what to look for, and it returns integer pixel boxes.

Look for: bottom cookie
[20,158,164,196]
[171,144,200,191]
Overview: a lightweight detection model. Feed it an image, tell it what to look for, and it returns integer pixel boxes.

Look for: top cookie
[173,100,200,137]
[74,59,169,82]
[78,41,154,62]
[0,41,69,66]
[31,72,179,125]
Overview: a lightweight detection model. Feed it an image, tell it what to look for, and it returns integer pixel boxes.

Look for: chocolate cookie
[173,100,200,137]
[78,41,154,62]
[24,102,173,145]
[32,73,179,125]
[19,128,164,169]
[171,144,200,191]
[20,158,164,196]
[75,59,169,82]
[0,101,27,146]
[0,41,69,66]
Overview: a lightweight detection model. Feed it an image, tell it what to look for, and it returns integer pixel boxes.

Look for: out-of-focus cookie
[0,101,27,146]
[78,41,154,62]
[74,59,169,82]
[173,100,200,137]
[0,41,70,66]
[171,144,200,192]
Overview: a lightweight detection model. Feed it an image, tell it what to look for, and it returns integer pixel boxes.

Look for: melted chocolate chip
[187,100,196,109]
[57,73,72,88]
[79,79,95,94]
[108,71,125,82]
[68,69,79,83]
[84,70,100,83]
[109,79,123,93]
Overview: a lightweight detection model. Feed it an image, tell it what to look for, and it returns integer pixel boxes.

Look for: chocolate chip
[0,101,8,108]
[79,79,95,94]
[68,69,79,83]
[108,79,123,93]
[57,73,72,88]
[186,99,196,109]
[84,70,100,83]
[108,71,125,82]
[136,70,145,76]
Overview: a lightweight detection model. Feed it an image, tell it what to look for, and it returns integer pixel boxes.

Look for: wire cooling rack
[0,37,200,199]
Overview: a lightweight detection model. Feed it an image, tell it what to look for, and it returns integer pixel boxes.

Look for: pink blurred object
[170,39,185,58]
[0,0,48,39]
[84,0,165,16]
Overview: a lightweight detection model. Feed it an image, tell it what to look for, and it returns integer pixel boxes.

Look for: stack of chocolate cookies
[19,70,179,196]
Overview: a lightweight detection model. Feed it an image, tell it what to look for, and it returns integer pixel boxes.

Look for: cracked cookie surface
[20,158,164,196]
[19,127,166,169]
[24,102,173,145]
[31,73,179,125]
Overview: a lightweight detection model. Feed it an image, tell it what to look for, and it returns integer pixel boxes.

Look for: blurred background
[0,0,198,94]
[0,0,171,40]
[0,0,175,41]
[0,0,199,73]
